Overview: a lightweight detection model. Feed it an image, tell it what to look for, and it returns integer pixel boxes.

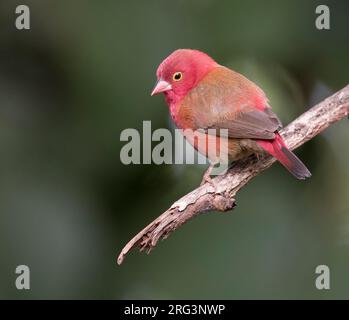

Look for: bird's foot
[253,152,265,162]
[200,173,213,186]
[200,165,215,188]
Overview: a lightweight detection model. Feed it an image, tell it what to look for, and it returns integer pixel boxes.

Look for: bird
[151,49,311,183]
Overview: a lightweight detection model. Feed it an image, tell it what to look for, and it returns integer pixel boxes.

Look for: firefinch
[151,49,311,181]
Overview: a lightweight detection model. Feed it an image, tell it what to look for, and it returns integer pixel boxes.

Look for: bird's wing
[184,66,282,140]
[203,107,282,139]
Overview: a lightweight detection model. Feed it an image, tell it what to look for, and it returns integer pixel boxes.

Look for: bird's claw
[200,173,213,186]
[200,165,216,189]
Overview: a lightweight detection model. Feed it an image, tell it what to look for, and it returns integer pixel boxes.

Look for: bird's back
[176,66,273,130]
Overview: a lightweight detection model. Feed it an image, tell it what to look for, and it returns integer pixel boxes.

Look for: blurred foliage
[0,0,348,299]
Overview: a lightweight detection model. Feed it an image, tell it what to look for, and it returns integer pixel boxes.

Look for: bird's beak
[151,79,172,96]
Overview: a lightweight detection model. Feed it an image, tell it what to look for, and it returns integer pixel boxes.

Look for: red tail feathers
[256,133,311,180]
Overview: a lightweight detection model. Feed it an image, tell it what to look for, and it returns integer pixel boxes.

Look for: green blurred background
[0,0,348,299]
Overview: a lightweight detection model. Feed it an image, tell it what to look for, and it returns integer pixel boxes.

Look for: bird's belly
[181,131,261,164]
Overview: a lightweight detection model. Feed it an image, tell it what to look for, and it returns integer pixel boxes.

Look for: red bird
[151,49,311,181]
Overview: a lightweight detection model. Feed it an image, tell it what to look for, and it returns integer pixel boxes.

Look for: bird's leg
[200,164,215,186]
[255,150,267,162]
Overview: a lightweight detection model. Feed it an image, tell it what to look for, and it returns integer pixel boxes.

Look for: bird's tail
[256,133,311,180]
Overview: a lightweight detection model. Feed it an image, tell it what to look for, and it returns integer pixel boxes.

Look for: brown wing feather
[205,108,281,139]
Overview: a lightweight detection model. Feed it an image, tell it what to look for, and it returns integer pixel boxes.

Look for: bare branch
[117,85,349,265]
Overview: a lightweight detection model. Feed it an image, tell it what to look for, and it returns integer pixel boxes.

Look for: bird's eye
[173,72,183,81]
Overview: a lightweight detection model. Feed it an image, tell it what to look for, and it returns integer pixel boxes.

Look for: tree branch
[117,85,349,265]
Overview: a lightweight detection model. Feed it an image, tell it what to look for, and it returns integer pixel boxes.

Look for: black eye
[173,72,183,81]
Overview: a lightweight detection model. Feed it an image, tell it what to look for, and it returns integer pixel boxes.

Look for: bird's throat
[164,91,183,128]
[169,102,182,128]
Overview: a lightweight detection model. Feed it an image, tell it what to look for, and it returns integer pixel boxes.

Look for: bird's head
[151,49,218,104]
